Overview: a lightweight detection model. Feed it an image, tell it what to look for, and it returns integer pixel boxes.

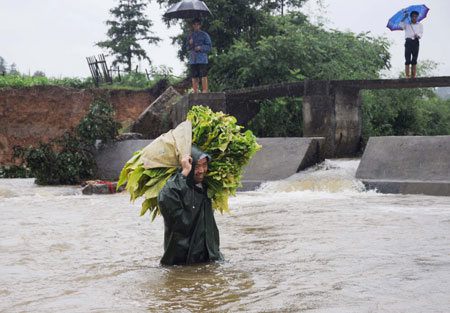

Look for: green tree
[361,87,450,142]
[209,14,391,90]
[32,70,46,78]
[0,56,6,73]
[9,63,19,75]
[262,0,310,16]
[209,13,391,138]
[361,61,450,144]
[157,0,308,61]
[247,97,303,137]
[97,0,160,72]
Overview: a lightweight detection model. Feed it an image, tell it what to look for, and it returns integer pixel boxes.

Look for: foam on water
[257,158,367,194]
[0,178,80,199]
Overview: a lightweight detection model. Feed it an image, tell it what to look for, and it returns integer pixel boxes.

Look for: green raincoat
[158,146,224,265]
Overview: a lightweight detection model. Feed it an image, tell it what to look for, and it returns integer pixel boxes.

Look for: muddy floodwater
[1,160,450,312]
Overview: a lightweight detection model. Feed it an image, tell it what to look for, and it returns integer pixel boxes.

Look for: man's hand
[195,46,201,51]
[401,10,409,22]
[189,38,193,45]
[181,154,193,177]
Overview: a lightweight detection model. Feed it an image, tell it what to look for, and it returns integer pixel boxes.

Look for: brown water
[1,160,450,312]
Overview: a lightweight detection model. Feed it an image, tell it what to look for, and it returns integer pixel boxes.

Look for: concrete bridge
[92,76,450,194]
[173,76,450,158]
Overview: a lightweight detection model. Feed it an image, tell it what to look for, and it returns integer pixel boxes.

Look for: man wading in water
[400,10,423,78]
[158,145,224,265]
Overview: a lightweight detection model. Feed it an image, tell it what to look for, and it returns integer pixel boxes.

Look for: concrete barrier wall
[93,139,153,181]
[240,137,325,190]
[356,136,450,196]
[94,137,325,191]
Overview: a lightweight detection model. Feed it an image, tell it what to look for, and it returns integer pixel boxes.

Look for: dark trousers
[404,38,419,65]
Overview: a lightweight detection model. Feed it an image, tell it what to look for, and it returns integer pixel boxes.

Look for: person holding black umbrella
[186,18,211,93]
[400,10,423,78]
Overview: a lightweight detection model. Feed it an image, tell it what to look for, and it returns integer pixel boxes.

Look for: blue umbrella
[386,4,430,31]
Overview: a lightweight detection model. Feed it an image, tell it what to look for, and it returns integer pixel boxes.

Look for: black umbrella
[163,0,213,19]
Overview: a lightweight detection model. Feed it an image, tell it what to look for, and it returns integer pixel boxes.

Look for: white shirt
[400,21,423,40]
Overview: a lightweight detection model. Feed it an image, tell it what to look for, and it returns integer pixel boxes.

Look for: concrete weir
[239,137,324,191]
[356,136,450,196]
[92,137,325,192]
[93,139,153,181]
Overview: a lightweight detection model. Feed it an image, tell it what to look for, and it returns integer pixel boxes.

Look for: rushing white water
[1,159,450,312]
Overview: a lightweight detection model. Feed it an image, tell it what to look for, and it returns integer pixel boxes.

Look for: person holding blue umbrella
[400,10,423,78]
[387,5,429,78]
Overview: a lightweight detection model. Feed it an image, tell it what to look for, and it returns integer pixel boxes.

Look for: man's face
[194,157,208,183]
[193,22,201,32]
[411,13,418,23]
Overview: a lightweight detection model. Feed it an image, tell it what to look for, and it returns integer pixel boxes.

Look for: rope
[407,17,418,38]
[97,181,115,194]
[86,180,115,194]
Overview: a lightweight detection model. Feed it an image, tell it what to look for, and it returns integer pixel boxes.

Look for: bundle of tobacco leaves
[117,105,261,220]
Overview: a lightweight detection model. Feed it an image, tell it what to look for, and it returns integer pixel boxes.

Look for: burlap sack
[141,120,192,169]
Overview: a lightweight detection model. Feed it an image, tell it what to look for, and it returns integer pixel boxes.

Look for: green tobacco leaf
[117,149,143,189]
[126,166,145,202]
[120,105,261,220]
[144,174,170,199]
[140,197,158,216]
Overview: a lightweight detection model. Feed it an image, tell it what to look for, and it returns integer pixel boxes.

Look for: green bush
[209,13,391,138]
[106,69,182,90]
[0,73,95,89]
[362,88,450,144]
[247,97,303,137]
[0,69,182,90]
[361,62,450,145]
[76,99,122,145]
[0,165,32,178]
[209,14,390,91]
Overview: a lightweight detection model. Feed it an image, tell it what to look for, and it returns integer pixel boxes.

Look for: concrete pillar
[171,92,260,128]
[302,94,336,158]
[302,81,362,158]
[302,80,336,157]
[333,87,362,157]
[171,92,227,127]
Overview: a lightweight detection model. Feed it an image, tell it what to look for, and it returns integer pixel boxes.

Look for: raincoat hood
[186,145,211,187]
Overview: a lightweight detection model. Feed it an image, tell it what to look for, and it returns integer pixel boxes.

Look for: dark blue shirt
[185,30,212,64]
